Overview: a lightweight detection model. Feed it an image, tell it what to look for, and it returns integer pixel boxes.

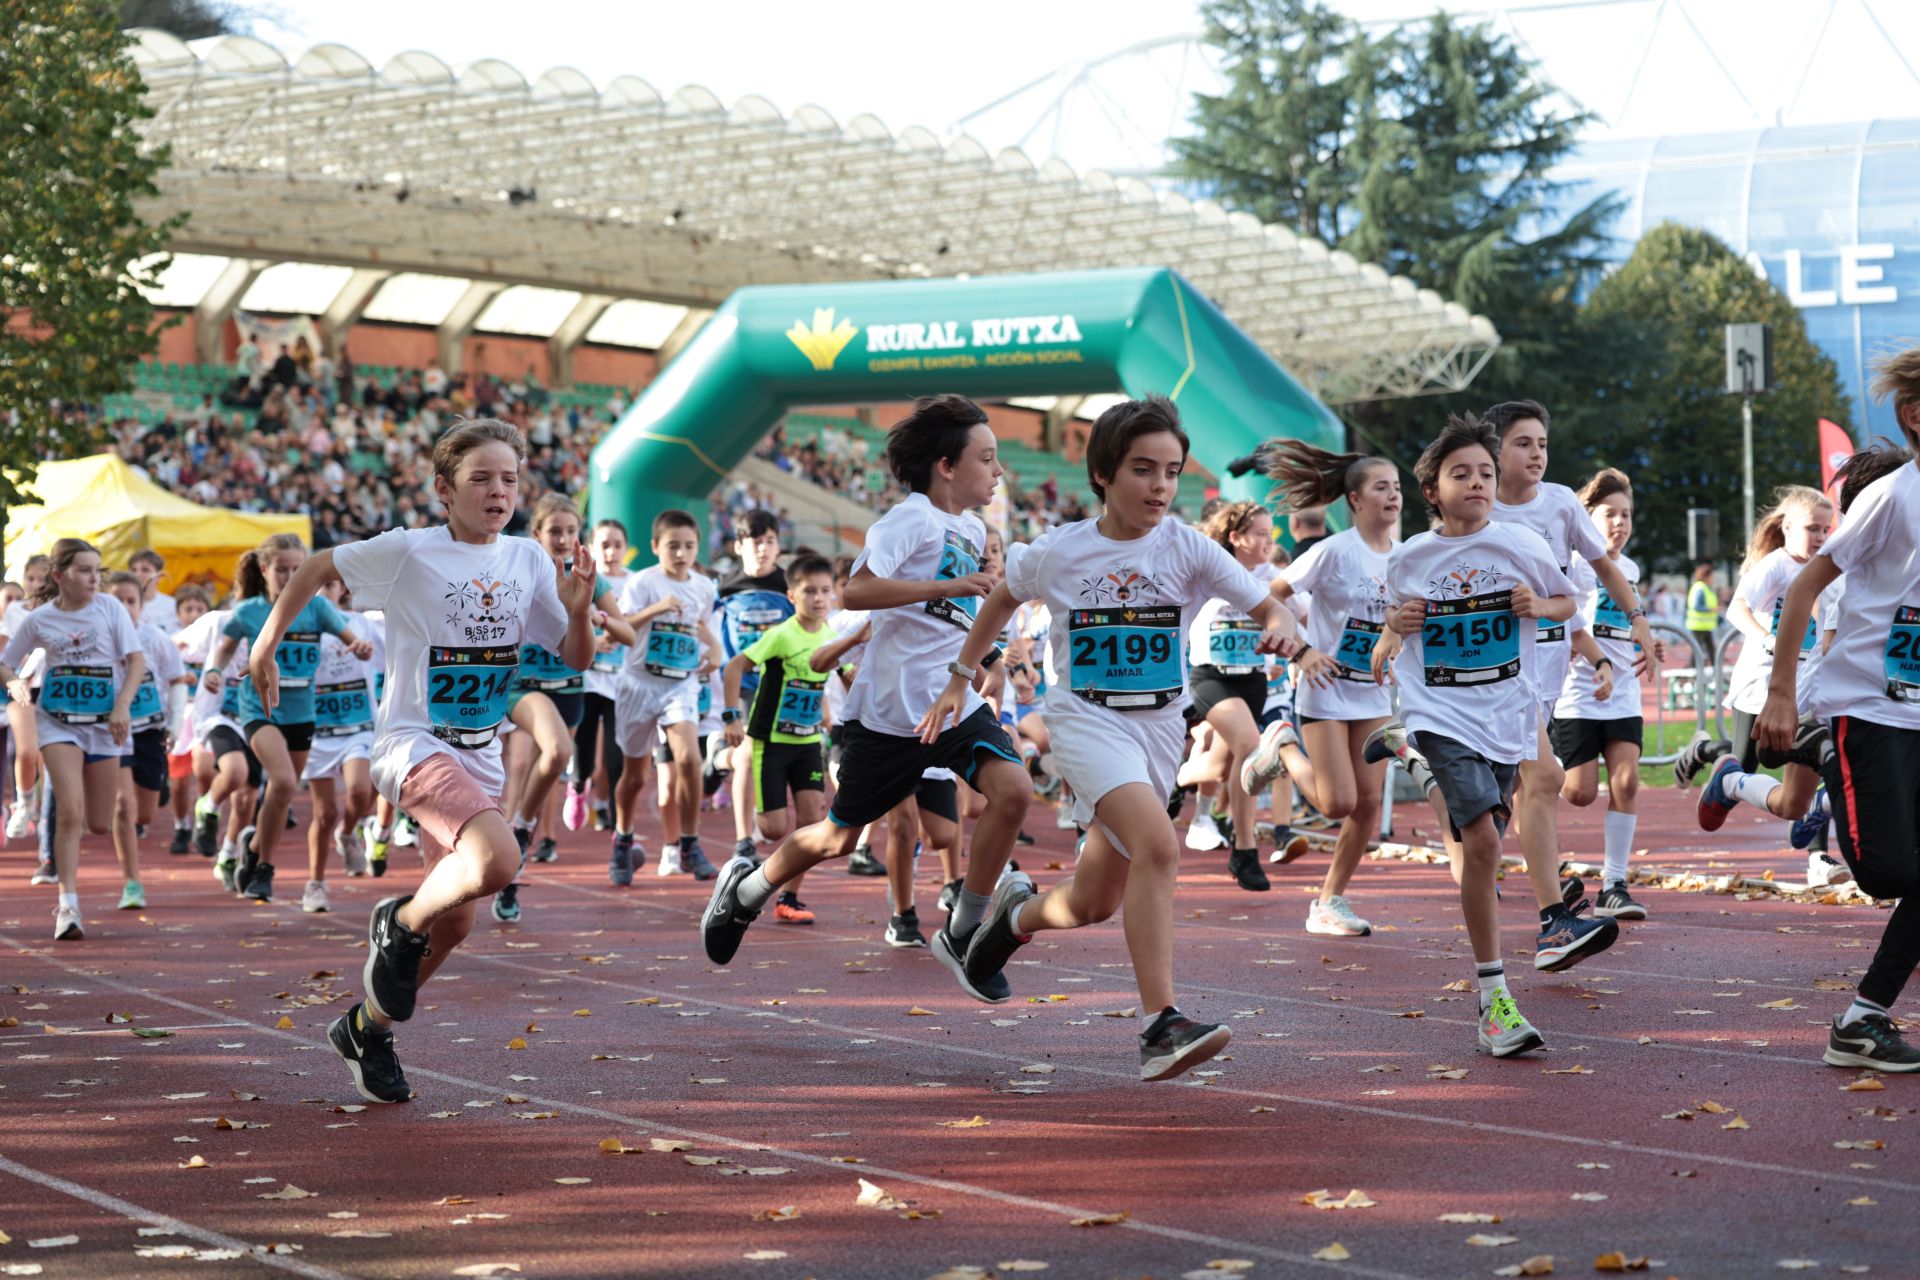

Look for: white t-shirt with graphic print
[1281,527,1394,721]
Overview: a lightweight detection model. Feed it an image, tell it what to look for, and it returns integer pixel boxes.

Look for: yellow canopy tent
[3,454,310,596]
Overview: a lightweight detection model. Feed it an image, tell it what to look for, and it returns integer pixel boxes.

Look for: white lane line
[0,931,1443,1280]
[0,1152,352,1280]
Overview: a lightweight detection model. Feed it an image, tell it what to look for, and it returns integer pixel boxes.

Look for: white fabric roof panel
[126,30,1498,402]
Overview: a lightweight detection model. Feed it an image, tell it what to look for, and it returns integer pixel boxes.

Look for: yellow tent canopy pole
[3,454,311,596]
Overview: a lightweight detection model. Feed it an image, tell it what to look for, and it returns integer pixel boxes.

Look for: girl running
[106,571,188,910]
[254,417,597,1104]
[3,555,50,843]
[925,395,1298,1079]
[1243,440,1403,936]
[181,600,257,877]
[1758,349,1920,1071]
[569,518,633,833]
[0,539,146,940]
[164,585,212,855]
[299,580,381,911]
[208,534,369,903]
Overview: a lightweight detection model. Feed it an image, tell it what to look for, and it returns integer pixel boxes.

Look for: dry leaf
[754,1206,800,1222]
[1311,1243,1350,1261]
[599,1139,642,1155]
[1394,1009,1425,1018]
[1834,1139,1884,1150]
[1249,1105,1276,1114]
[1493,1256,1554,1277]
[855,1178,907,1210]
[552,1177,591,1185]
[905,1007,936,1016]
[451,1267,522,1278]
[572,1009,591,1017]
[1302,1188,1376,1210]
[1542,1064,1592,1075]
[746,1168,792,1177]
[683,1155,726,1166]
[1070,1211,1128,1227]
[506,1037,528,1050]
[998,1264,1049,1274]
[435,1196,476,1206]
[1467,1233,1520,1246]
[1098,1008,1138,1018]
[649,1138,691,1152]
[213,1117,266,1130]
[1843,1077,1887,1092]
[178,1155,207,1169]
[1722,1115,1751,1131]
[1569,1192,1609,1201]
[1759,998,1802,1010]
[1438,1213,1501,1224]
[1848,1196,1877,1207]
[939,1116,991,1129]
[1662,1110,1695,1121]
[1019,1064,1056,1075]
[1593,1255,1650,1273]
[274,1016,293,1029]
[1776,1263,1819,1272]
[742,1250,787,1261]
[257,1185,315,1200]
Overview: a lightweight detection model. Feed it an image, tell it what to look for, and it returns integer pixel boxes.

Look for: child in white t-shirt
[247,419,596,1106]
[923,395,1298,1082]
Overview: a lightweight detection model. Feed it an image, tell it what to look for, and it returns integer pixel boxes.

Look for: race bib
[643,621,700,678]
[1421,592,1521,688]
[775,678,826,738]
[1771,597,1818,655]
[926,532,982,631]
[1592,589,1631,640]
[591,637,626,674]
[314,678,374,736]
[517,643,582,695]
[276,630,321,689]
[1334,617,1381,680]
[697,681,714,717]
[1535,615,1565,644]
[220,675,241,720]
[1885,605,1920,702]
[1067,605,1182,710]
[128,676,164,730]
[43,664,114,725]
[427,644,518,748]
[1204,617,1260,674]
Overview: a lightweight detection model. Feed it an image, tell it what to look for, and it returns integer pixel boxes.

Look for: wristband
[981,647,1003,670]
[721,707,743,724]
[947,660,977,682]
[1292,644,1315,661]
[1594,658,1614,670]
[1627,607,1647,621]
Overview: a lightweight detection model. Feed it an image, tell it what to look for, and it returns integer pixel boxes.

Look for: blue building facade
[1550,119,1920,443]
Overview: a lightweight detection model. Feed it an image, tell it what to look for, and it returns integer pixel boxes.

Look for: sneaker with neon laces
[1268,830,1310,865]
[1533,901,1619,971]
[609,833,637,887]
[885,908,927,949]
[1672,729,1730,788]
[685,843,717,880]
[53,902,83,941]
[214,851,237,891]
[192,800,220,857]
[1824,1012,1920,1072]
[563,784,590,832]
[1184,810,1226,852]
[1791,785,1831,850]
[1594,881,1647,919]
[1139,1008,1232,1081]
[302,880,330,913]
[118,881,146,911]
[1695,755,1742,831]
[1305,894,1371,936]
[492,882,521,922]
[774,891,814,924]
[657,844,684,877]
[1478,987,1544,1057]
[31,857,56,886]
[1241,719,1297,793]
[1807,851,1852,888]
[700,855,762,963]
[368,836,389,877]
[329,1003,412,1103]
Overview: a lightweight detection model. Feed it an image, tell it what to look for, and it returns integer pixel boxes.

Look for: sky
[239,0,1920,179]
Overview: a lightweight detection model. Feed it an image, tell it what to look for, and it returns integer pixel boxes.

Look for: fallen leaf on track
[1722,1116,1751,1131]
[684,1155,726,1166]
[451,1267,521,1278]
[754,1206,800,1222]
[1302,1189,1376,1210]
[1438,1212,1501,1224]
[1311,1243,1350,1261]
[1542,1064,1592,1075]
[998,1264,1049,1273]
[177,1155,207,1170]
[742,1250,787,1261]
[1466,1233,1519,1246]
[599,1139,642,1155]
[1776,1263,1819,1272]
[855,1178,908,1210]
[1848,1196,1877,1206]
[1493,1256,1554,1277]
[1569,1192,1609,1201]
[1834,1139,1884,1150]
[274,1016,293,1029]
[938,1116,991,1128]
[1593,1255,1649,1273]
[1843,1076,1886,1092]
[552,1177,591,1185]
[1019,1064,1055,1075]
[257,1185,315,1200]
[506,1037,528,1050]
[1069,1211,1128,1227]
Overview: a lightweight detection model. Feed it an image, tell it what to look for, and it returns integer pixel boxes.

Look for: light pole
[1725,323,1773,548]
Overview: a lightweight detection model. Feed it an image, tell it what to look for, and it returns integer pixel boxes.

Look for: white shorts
[1047,698,1187,850]
[34,708,124,759]
[616,674,699,757]
[302,730,373,782]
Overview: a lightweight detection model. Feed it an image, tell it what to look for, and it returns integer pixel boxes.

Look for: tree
[118,0,243,39]
[1563,222,1853,573]
[0,0,182,516]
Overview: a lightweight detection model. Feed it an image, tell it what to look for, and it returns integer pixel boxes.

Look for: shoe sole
[700,861,756,964]
[1594,904,1648,920]
[1481,1029,1546,1057]
[1823,1046,1920,1072]
[935,927,1011,1004]
[329,1017,408,1104]
[886,932,928,949]
[1305,919,1371,937]
[1142,1025,1232,1081]
[55,924,84,941]
[303,903,328,913]
[1533,917,1620,972]
[1695,758,1740,832]
[1271,836,1310,866]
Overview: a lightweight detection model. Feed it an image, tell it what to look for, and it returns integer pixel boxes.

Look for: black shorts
[827,723,847,775]
[1413,730,1516,841]
[654,732,708,765]
[913,775,958,823]
[121,728,168,792]
[206,725,263,788]
[828,706,1020,830]
[245,719,314,755]
[1823,716,1920,904]
[1186,669,1267,724]
[752,739,825,812]
[1548,716,1643,769]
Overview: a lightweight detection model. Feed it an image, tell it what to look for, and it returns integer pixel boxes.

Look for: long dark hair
[1413,415,1501,523]
[1263,439,1393,511]
[233,533,307,601]
[34,539,97,606]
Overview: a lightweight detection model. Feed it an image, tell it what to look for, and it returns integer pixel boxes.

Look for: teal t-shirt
[224,595,350,725]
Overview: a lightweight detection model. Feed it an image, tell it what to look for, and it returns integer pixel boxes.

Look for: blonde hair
[1869,345,1920,451]
[1742,485,1830,575]
[530,492,581,535]
[35,539,98,606]
[234,533,308,601]
[1202,500,1269,552]
[431,417,526,486]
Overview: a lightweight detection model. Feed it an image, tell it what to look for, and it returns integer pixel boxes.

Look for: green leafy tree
[0,0,182,517]
[1563,222,1853,572]
[119,0,243,39]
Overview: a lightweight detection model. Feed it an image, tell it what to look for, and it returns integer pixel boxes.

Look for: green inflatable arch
[588,267,1344,562]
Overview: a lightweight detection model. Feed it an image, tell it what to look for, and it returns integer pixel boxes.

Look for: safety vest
[1686,581,1719,631]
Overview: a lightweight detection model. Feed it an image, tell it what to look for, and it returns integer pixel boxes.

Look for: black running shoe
[513,825,533,858]
[592,804,612,832]
[937,877,963,914]
[363,896,430,1023]
[1758,716,1830,771]
[701,856,761,965]
[530,837,558,864]
[235,825,259,894]
[1560,873,1585,910]
[491,882,521,923]
[1166,784,1195,821]
[242,861,275,902]
[1825,1013,1920,1072]
[1014,829,1036,847]
[846,844,886,876]
[328,1003,412,1103]
[1139,1008,1232,1081]
[1533,901,1619,972]
[193,808,219,857]
[931,921,1004,1002]
[168,826,191,856]
[1671,729,1730,788]
[1228,848,1270,892]
[609,833,636,887]
[685,843,718,881]
[1594,882,1647,919]
[960,875,1033,1004]
[885,908,928,949]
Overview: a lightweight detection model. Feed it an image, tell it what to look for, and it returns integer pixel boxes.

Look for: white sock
[219,840,236,858]
[1476,961,1506,1011]
[174,816,190,831]
[1729,771,1780,811]
[1603,810,1636,885]
[59,891,79,912]
[1842,995,1889,1027]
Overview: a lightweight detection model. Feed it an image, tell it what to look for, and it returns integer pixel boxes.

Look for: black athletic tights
[573,692,624,791]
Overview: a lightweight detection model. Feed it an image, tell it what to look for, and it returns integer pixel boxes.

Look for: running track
[0,789,1909,1279]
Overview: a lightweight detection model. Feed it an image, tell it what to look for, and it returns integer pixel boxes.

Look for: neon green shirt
[741,616,833,745]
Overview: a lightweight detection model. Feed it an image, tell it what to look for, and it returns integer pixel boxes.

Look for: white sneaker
[392,817,417,848]
[6,799,33,840]
[1306,894,1372,936]
[53,903,83,941]
[1807,851,1852,889]
[657,846,683,877]
[1241,719,1297,793]
[301,880,331,913]
[1185,811,1226,852]
[1055,805,1077,830]
[338,827,369,877]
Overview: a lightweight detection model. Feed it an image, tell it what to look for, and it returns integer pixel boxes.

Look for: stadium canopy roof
[126,30,1499,403]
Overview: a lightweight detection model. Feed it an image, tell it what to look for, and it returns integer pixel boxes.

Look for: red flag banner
[1819,418,1854,492]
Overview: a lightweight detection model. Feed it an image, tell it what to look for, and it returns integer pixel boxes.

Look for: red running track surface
[0,785,1910,1279]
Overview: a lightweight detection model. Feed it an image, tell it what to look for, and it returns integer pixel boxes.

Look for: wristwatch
[947,660,977,682]
[721,707,743,724]
[1627,607,1647,621]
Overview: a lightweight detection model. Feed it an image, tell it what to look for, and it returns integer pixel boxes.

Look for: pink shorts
[397,753,502,866]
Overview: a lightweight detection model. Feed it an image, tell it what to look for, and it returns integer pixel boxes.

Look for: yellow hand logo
[785,308,859,372]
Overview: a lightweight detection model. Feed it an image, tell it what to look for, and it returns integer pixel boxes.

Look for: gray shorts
[1413,730,1516,841]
